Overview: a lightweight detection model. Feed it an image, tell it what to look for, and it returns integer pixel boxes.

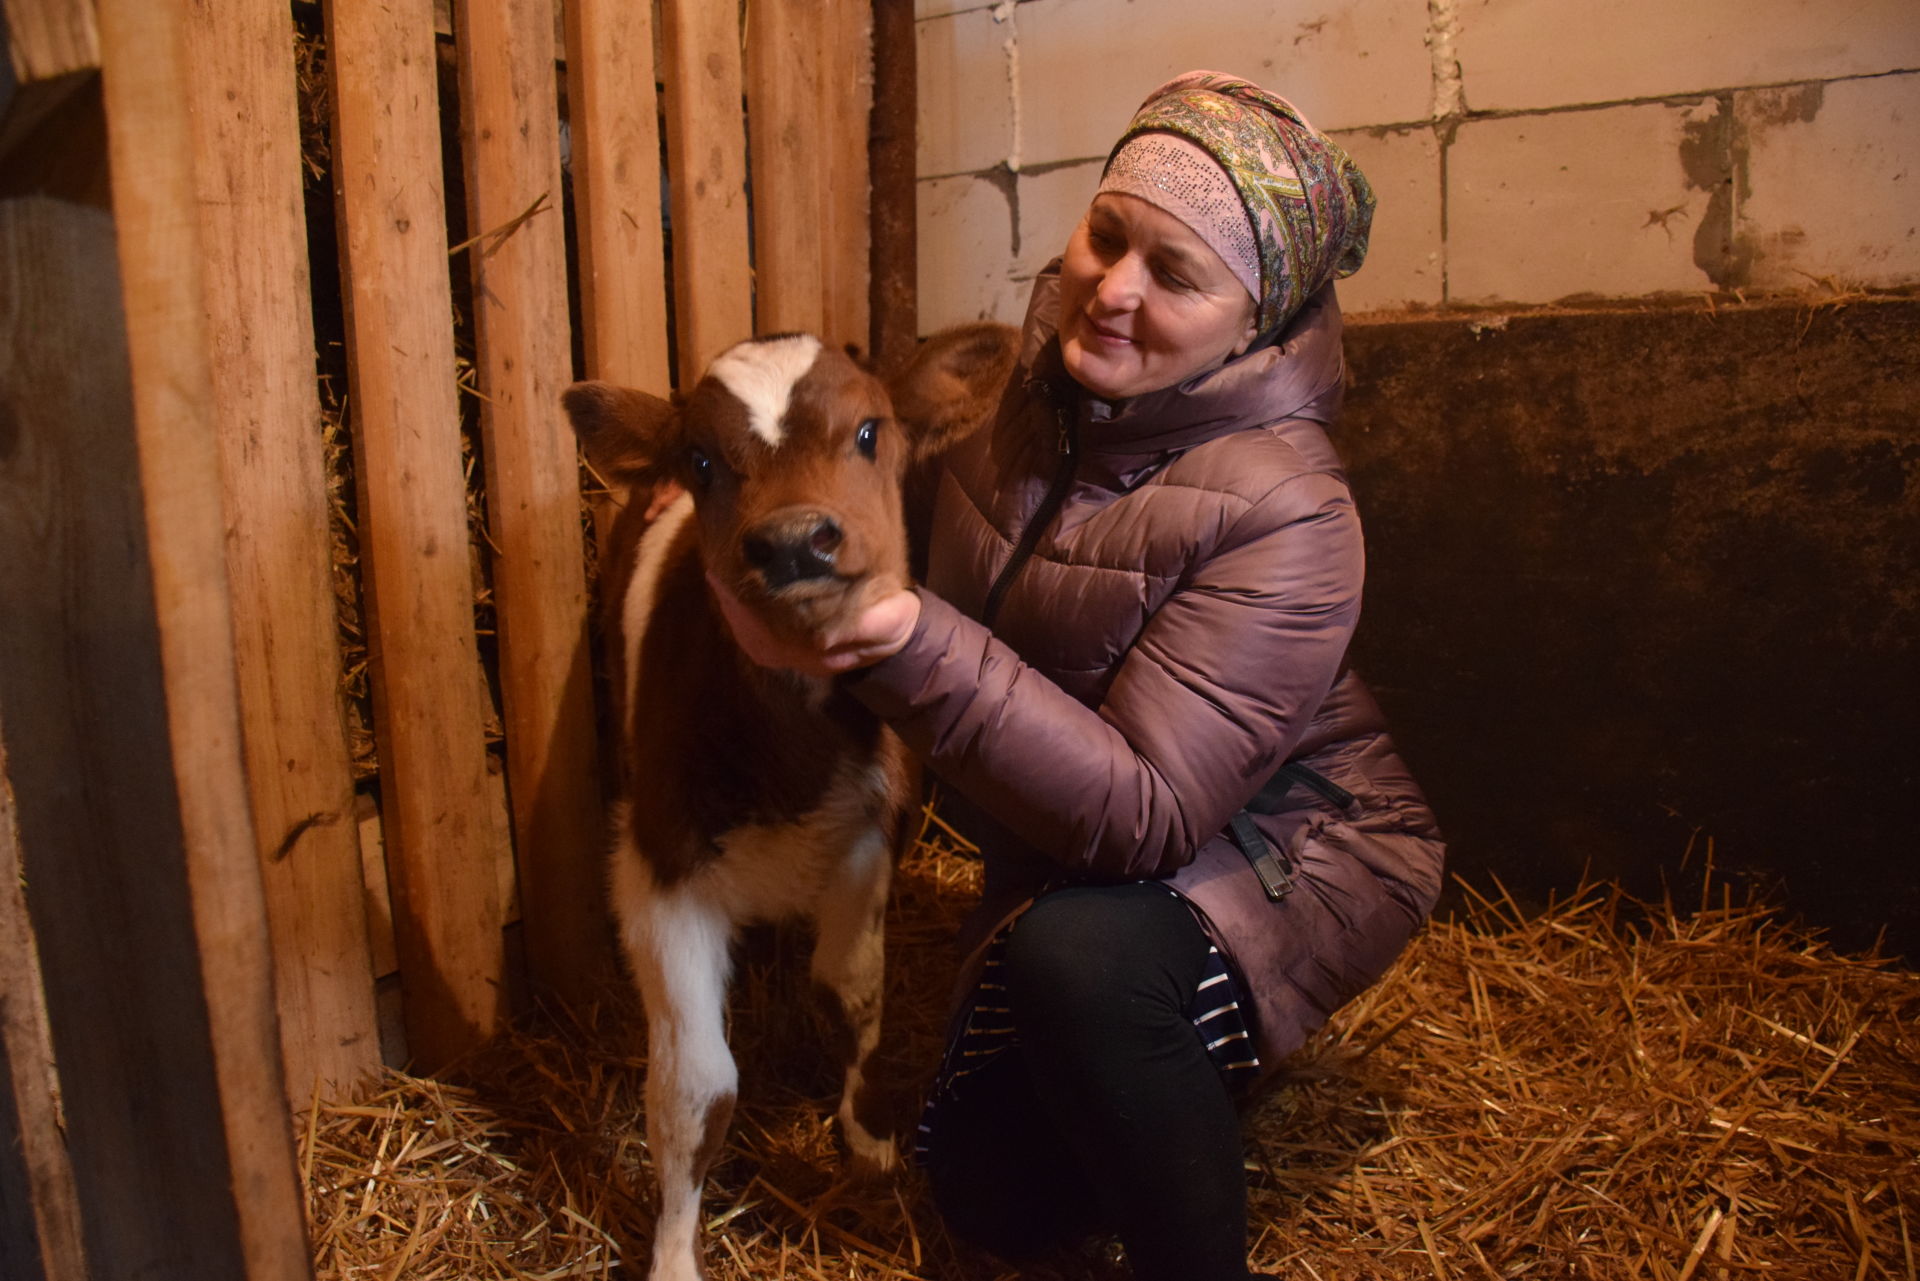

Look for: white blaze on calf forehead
[706,334,824,448]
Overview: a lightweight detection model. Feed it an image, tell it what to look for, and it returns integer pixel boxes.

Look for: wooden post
[453,0,609,1008]
[746,0,828,336]
[823,0,873,352]
[184,0,381,1103]
[563,0,672,393]
[0,734,86,1281]
[661,0,754,380]
[868,0,917,369]
[327,0,508,1069]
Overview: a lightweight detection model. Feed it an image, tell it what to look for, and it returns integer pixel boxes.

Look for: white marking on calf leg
[807,824,897,1174]
[614,851,737,1281]
[706,334,822,448]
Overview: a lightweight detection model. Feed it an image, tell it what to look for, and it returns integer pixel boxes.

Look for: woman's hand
[706,573,922,677]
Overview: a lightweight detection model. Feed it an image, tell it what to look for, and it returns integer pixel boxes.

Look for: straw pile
[301,817,1918,1280]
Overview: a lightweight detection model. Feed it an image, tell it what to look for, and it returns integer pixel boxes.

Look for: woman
[720,71,1445,1280]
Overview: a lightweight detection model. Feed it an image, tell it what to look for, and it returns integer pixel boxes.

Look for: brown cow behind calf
[562,326,1016,1281]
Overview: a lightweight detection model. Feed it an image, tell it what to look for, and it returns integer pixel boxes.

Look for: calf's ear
[560,381,681,485]
[886,322,1020,463]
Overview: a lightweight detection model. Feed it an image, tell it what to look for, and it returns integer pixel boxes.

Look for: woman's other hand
[706,573,922,677]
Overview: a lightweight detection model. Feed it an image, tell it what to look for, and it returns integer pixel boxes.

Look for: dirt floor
[303,818,1920,1280]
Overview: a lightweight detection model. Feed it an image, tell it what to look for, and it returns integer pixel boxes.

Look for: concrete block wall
[915,0,1920,328]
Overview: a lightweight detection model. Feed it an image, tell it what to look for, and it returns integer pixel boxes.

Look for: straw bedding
[302,818,1918,1280]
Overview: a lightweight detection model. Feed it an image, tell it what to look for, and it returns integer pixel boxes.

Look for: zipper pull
[1056,407,1071,455]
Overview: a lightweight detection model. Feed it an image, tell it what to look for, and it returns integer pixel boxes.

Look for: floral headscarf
[1107,70,1376,334]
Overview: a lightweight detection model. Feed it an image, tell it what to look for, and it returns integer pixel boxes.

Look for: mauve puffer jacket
[852,266,1445,1075]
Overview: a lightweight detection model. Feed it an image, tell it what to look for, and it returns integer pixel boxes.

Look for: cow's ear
[886,322,1020,464]
[561,381,682,485]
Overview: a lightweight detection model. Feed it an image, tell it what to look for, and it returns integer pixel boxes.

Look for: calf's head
[565,333,981,644]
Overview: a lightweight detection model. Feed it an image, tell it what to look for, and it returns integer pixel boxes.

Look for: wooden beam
[0,734,86,1281]
[327,0,508,1069]
[660,0,753,381]
[453,0,609,1008]
[823,0,873,352]
[562,0,672,391]
[184,0,381,1104]
[746,0,828,336]
[868,0,917,369]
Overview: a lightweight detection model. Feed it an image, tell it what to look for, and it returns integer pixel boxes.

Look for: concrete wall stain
[1339,296,1919,959]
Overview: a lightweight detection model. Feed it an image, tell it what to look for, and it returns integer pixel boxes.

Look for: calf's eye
[688,447,713,489]
[856,419,880,460]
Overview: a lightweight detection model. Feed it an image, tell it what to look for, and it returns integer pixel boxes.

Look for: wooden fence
[0,0,898,1276]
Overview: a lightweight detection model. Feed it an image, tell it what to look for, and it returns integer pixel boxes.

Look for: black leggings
[926,883,1252,1281]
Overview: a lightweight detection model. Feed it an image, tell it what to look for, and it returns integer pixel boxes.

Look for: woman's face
[1056,192,1259,401]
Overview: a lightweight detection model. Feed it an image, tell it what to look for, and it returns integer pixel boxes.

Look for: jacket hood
[1017,262,1347,457]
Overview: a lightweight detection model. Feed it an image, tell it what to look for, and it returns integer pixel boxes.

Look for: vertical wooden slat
[327,0,507,1069]
[869,0,917,369]
[823,0,873,351]
[0,734,86,1281]
[97,0,310,1269]
[661,0,754,381]
[563,0,672,391]
[746,0,828,336]
[185,0,381,1103]
[453,0,608,1008]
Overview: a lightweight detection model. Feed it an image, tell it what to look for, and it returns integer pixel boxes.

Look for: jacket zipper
[980,401,1077,629]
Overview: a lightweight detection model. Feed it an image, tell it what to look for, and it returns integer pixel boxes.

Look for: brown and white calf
[561,327,1014,1281]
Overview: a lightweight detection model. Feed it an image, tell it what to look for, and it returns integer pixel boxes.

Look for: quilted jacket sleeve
[848,468,1363,880]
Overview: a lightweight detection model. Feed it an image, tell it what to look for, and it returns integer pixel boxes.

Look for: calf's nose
[742,512,843,588]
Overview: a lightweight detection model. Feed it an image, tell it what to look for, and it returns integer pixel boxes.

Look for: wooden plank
[0,0,99,167]
[746,0,827,336]
[868,0,917,369]
[562,0,671,389]
[0,734,86,1281]
[822,0,873,351]
[327,0,507,1069]
[184,0,381,1104]
[661,0,753,381]
[96,0,311,1270]
[454,0,608,1009]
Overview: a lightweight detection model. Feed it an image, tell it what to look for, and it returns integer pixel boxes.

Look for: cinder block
[1737,75,1920,291]
[918,6,1017,177]
[1330,125,1444,313]
[917,174,1031,332]
[1016,0,1433,169]
[1448,99,1722,304]
[1456,0,1920,113]
[1014,161,1101,280]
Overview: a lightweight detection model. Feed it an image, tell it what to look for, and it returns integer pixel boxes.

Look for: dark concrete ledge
[1340,295,1918,959]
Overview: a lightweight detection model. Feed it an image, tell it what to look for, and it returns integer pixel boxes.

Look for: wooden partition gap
[185,0,380,1104]
[454,0,608,1008]
[823,0,873,353]
[868,0,917,370]
[661,0,754,381]
[745,0,828,337]
[327,0,507,1069]
[563,0,672,392]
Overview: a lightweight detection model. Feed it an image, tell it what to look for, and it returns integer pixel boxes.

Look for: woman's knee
[1001,884,1207,1031]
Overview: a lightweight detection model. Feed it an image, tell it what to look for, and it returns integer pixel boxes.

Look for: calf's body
[566,332,971,1281]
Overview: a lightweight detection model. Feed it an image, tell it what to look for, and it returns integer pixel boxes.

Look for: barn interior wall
[911,0,1920,957]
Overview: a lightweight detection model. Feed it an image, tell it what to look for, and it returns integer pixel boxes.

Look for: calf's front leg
[808,823,898,1175]
[620,875,737,1281]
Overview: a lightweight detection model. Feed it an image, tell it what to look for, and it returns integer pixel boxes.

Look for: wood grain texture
[327,0,507,1069]
[562,0,671,391]
[746,0,827,336]
[1,0,97,81]
[661,0,753,382]
[185,0,381,1104]
[822,0,872,352]
[454,0,608,1006]
[97,0,311,1270]
[0,734,86,1281]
